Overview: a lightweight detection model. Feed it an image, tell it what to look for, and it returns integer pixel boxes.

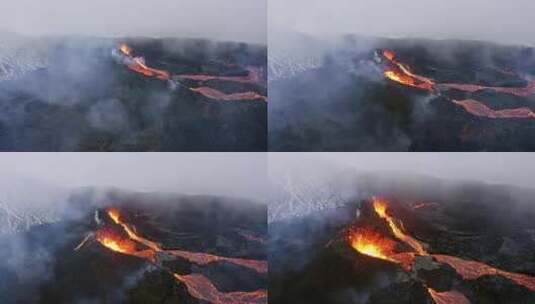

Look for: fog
[0,0,266,44]
[270,153,535,190]
[270,0,535,46]
[0,153,267,201]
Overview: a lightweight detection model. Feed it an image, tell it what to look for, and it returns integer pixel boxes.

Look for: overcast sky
[0,153,267,201]
[271,153,535,190]
[270,0,535,46]
[0,0,266,44]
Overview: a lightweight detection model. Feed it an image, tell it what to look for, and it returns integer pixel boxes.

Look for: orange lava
[433,254,535,291]
[190,86,267,102]
[174,273,267,304]
[168,250,267,274]
[452,99,535,119]
[372,198,427,255]
[119,43,170,81]
[95,228,137,255]
[427,288,470,304]
[441,81,535,97]
[179,67,263,85]
[106,208,162,251]
[382,49,435,91]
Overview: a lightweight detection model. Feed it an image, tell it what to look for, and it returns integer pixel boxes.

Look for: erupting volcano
[115,43,266,102]
[75,206,268,304]
[380,49,535,120]
[346,197,535,303]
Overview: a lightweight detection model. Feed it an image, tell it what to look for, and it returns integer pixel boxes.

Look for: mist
[0,0,266,44]
[0,153,267,202]
[270,0,535,46]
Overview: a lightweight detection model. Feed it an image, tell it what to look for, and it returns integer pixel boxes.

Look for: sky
[270,0,535,46]
[270,153,535,190]
[0,0,266,44]
[0,153,267,202]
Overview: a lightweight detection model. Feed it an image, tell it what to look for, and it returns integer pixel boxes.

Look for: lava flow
[77,207,268,304]
[179,66,264,85]
[348,197,535,303]
[174,273,267,304]
[452,99,535,119]
[116,43,267,102]
[380,49,535,120]
[118,43,170,81]
[382,49,435,91]
[427,288,470,304]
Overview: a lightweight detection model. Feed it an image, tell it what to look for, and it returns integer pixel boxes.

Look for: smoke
[0,0,266,44]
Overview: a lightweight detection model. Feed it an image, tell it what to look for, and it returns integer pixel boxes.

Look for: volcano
[0,190,267,303]
[269,34,535,151]
[269,173,535,304]
[0,34,267,151]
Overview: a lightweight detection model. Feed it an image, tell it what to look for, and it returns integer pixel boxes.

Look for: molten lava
[452,99,535,119]
[348,197,535,304]
[118,43,170,81]
[179,67,264,85]
[190,87,267,102]
[427,288,470,304]
[116,43,267,102]
[174,273,267,304]
[382,49,435,91]
[349,228,396,261]
[372,198,427,255]
[78,207,268,303]
[95,228,137,255]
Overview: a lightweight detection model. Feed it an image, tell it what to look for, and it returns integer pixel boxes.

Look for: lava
[382,49,435,91]
[411,202,439,210]
[372,198,427,255]
[452,99,535,119]
[179,66,264,85]
[433,254,535,291]
[118,43,170,81]
[348,197,535,303]
[427,288,470,304]
[168,250,268,274]
[77,207,267,303]
[95,228,137,255]
[174,273,267,304]
[190,86,267,102]
[380,49,535,121]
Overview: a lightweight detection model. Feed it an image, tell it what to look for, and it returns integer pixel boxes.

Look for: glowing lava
[174,273,267,304]
[118,43,170,81]
[179,66,264,85]
[427,288,470,304]
[372,198,427,255]
[78,207,268,303]
[382,49,435,91]
[349,228,396,261]
[452,99,535,119]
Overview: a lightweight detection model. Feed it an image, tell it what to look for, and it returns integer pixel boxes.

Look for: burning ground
[269,174,535,304]
[0,190,267,303]
[0,35,267,151]
[269,35,535,151]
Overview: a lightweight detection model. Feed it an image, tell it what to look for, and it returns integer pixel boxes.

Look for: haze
[271,153,535,190]
[270,0,535,46]
[0,0,266,44]
[0,153,267,202]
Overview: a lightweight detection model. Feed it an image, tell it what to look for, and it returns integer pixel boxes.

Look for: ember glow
[95,228,137,255]
[118,43,170,81]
